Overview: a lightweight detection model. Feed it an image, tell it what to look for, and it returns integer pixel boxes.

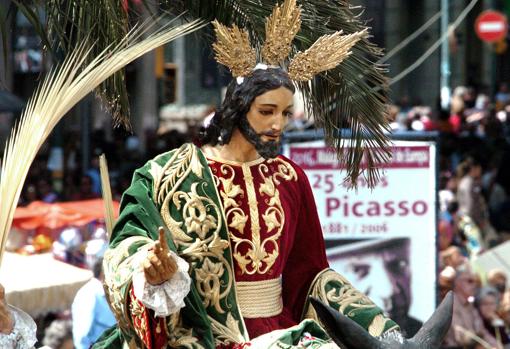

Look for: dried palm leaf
[99,154,114,240]
[0,19,205,264]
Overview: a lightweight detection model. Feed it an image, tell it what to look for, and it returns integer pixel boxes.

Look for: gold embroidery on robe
[215,157,297,275]
[304,269,392,337]
[150,144,246,344]
[166,312,205,349]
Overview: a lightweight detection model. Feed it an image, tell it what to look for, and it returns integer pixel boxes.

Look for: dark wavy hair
[200,67,295,146]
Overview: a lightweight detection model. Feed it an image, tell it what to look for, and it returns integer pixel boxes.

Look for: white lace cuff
[132,250,191,317]
[0,306,37,349]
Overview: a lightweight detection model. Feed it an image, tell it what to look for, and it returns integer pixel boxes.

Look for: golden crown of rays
[212,0,368,81]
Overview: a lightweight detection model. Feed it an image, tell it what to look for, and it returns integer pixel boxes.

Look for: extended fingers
[148,251,167,275]
[158,227,170,252]
[161,252,177,275]
[143,259,158,281]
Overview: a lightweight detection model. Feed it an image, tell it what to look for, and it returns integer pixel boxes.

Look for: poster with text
[284,140,437,337]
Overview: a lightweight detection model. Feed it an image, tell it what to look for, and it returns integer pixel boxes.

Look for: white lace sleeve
[132,249,191,317]
[0,306,37,349]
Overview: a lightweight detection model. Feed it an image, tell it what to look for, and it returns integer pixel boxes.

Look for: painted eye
[284,111,294,118]
[259,110,273,116]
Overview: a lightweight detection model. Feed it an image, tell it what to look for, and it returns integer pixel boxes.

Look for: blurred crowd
[411,82,510,349]
[17,127,193,206]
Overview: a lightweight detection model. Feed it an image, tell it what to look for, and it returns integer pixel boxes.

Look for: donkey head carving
[310,292,453,349]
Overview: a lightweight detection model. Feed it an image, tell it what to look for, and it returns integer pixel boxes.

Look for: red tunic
[206,154,329,339]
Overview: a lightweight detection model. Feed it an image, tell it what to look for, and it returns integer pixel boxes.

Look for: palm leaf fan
[167,0,391,187]
[0,18,205,264]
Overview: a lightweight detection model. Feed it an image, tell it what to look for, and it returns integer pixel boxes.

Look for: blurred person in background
[500,292,510,330]
[20,183,38,206]
[456,157,498,252]
[440,246,466,270]
[72,257,116,349]
[475,287,510,348]
[52,226,84,266]
[457,215,484,258]
[457,157,484,224]
[85,154,102,196]
[71,174,100,201]
[439,219,455,252]
[481,155,507,217]
[443,263,497,348]
[487,269,508,299]
[40,319,73,349]
[462,86,477,111]
[439,172,458,214]
[496,83,510,112]
[37,178,58,203]
[449,94,465,135]
[439,266,456,301]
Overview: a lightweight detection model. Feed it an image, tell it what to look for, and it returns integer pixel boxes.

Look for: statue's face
[239,86,294,158]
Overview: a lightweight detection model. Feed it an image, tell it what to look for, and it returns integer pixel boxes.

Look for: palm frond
[99,154,115,240]
[167,0,391,187]
[48,0,135,129]
[0,19,205,263]
[11,0,136,128]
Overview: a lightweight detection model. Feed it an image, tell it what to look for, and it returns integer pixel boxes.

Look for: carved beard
[238,117,281,159]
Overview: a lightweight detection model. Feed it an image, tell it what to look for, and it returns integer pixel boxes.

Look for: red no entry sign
[475,10,508,43]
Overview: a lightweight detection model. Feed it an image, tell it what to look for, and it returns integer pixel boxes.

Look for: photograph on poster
[327,238,422,337]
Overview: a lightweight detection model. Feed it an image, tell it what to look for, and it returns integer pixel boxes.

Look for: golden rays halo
[0,18,205,263]
[212,20,256,78]
[261,0,302,66]
[288,29,369,81]
[212,0,366,81]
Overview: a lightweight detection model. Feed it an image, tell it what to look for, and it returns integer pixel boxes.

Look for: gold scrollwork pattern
[209,313,246,345]
[305,269,391,337]
[150,145,205,248]
[150,144,245,346]
[195,257,226,313]
[103,236,154,334]
[166,312,205,349]
[216,157,297,275]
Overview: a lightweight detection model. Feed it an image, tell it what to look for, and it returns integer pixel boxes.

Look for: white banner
[284,140,437,337]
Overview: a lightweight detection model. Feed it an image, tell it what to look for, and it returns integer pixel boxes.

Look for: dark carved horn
[410,291,454,347]
[309,297,383,349]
